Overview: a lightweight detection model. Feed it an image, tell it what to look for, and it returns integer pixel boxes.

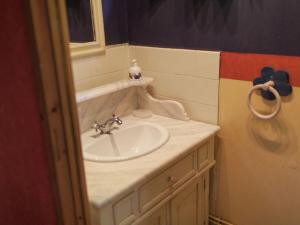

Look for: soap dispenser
[129,59,142,80]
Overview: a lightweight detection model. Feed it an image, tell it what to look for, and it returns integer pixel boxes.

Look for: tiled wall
[129,46,220,124]
[72,45,220,124]
[72,44,129,91]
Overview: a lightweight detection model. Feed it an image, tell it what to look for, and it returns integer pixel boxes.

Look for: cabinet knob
[167,176,177,183]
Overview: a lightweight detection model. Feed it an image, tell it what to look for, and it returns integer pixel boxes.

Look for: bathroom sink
[81,122,169,162]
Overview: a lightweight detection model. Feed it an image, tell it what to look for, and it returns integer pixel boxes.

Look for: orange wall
[212,53,300,225]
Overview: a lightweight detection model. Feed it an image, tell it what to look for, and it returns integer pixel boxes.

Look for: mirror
[66,0,105,57]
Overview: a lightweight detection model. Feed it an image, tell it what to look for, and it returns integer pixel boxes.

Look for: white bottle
[129,59,142,80]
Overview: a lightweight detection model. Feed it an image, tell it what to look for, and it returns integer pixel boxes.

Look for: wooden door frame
[27,1,90,225]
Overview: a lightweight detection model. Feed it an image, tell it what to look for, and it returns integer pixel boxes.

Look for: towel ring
[247,81,281,120]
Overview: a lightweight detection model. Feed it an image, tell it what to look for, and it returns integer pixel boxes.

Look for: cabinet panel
[198,142,210,170]
[168,152,197,188]
[139,151,197,213]
[138,205,167,225]
[113,193,136,225]
[198,172,209,225]
[171,183,198,225]
[139,170,171,212]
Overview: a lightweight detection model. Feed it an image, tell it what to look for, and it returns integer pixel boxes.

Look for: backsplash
[76,79,191,133]
[77,87,137,133]
[71,44,220,125]
[129,46,220,124]
[71,44,129,91]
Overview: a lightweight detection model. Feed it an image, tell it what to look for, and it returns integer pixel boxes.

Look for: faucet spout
[92,114,123,135]
[113,114,123,125]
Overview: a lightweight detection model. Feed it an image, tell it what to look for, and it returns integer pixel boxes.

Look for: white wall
[130,46,220,124]
[71,44,129,91]
[71,44,220,124]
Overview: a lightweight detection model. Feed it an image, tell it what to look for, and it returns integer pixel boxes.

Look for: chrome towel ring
[247,81,281,120]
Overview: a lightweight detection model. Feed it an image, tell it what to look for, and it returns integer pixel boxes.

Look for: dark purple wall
[102,0,129,45]
[126,0,300,56]
[67,0,95,43]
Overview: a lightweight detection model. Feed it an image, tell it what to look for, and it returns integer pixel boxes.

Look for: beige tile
[195,51,220,79]
[145,71,219,106]
[72,44,129,81]
[89,70,127,88]
[156,95,218,124]
[72,55,99,81]
[75,78,93,92]
[73,44,220,125]
[133,46,170,73]
[132,46,220,79]
[74,70,127,91]
[95,45,129,73]
[182,100,218,124]
[134,46,195,75]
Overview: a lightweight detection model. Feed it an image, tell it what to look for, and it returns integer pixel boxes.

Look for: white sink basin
[81,122,169,162]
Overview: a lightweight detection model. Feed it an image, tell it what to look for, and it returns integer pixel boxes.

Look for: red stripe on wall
[220,52,300,87]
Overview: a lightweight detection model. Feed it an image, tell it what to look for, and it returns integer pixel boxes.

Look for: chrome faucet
[92,114,123,134]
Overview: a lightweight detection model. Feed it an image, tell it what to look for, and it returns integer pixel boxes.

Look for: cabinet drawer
[113,193,136,225]
[139,152,197,213]
[198,141,210,170]
[168,152,197,188]
[139,170,171,213]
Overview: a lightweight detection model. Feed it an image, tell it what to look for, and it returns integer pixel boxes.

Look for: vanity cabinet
[92,137,215,225]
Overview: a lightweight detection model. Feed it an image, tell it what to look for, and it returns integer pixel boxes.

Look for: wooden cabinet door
[198,172,209,225]
[170,172,210,225]
[170,183,198,225]
[139,205,167,225]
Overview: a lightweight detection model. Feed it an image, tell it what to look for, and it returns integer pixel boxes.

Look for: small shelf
[76,77,154,103]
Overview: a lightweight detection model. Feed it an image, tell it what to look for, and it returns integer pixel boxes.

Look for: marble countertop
[83,114,220,208]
